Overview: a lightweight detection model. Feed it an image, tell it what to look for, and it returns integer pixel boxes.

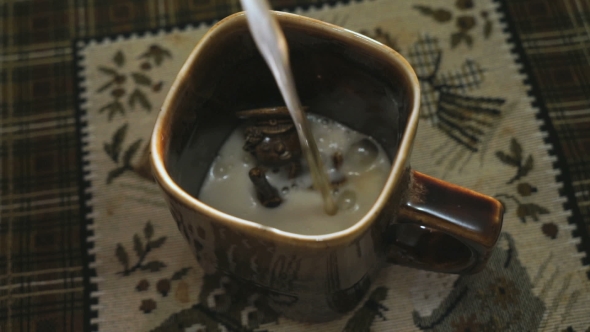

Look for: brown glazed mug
[150,11,504,322]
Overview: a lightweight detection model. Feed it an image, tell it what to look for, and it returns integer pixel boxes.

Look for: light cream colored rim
[151,11,421,247]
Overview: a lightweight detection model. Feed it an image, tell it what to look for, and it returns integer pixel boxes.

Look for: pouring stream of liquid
[239,0,337,215]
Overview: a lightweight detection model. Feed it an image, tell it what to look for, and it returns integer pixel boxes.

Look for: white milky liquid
[198,114,391,235]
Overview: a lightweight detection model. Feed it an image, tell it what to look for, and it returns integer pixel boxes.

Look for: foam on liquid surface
[198,114,391,235]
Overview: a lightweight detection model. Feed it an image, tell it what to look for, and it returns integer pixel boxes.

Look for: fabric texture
[76,0,590,331]
[0,0,589,331]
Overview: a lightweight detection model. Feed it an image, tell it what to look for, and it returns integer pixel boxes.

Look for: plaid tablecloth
[1,0,589,331]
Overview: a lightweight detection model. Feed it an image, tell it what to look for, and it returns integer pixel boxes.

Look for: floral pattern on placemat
[96,46,170,121]
[404,34,506,174]
[412,233,545,331]
[412,0,494,48]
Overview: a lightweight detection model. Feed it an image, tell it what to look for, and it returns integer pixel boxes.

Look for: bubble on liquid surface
[315,133,327,145]
[282,186,289,195]
[345,138,379,173]
[212,160,233,179]
[337,189,357,211]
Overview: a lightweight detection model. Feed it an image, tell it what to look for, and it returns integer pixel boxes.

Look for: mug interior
[163,14,416,201]
[151,12,420,241]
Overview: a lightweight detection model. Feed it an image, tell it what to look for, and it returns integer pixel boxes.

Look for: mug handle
[386,171,504,274]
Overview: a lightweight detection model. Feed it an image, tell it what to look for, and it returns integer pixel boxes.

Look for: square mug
[150,11,504,322]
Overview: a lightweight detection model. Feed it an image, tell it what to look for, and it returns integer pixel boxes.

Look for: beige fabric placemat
[77,0,590,330]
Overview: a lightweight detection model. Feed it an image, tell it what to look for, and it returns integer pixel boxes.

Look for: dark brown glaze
[392,171,504,274]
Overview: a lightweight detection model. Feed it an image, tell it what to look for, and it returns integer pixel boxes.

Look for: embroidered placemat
[76,0,590,331]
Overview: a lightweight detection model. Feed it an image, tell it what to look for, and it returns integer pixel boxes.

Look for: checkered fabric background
[0,0,589,331]
[499,0,590,269]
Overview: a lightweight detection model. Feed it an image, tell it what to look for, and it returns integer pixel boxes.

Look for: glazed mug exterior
[151,11,503,322]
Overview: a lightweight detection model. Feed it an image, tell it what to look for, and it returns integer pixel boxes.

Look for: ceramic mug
[150,11,504,322]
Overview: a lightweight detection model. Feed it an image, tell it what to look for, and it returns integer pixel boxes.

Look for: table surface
[1,0,589,331]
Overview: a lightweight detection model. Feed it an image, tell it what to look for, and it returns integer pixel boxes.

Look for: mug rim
[151,11,421,247]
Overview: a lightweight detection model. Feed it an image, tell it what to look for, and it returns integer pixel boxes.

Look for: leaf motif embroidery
[495,151,519,167]
[115,221,169,276]
[510,138,523,161]
[96,46,168,121]
[98,101,125,121]
[414,5,434,15]
[97,80,115,93]
[495,138,534,184]
[123,138,142,166]
[107,166,128,184]
[98,66,118,76]
[116,244,129,270]
[104,123,128,163]
[464,33,473,47]
[495,138,550,225]
[144,221,154,239]
[414,3,490,48]
[455,0,474,10]
[131,72,152,86]
[170,267,192,281]
[113,50,125,67]
[148,237,167,249]
[413,5,453,23]
[141,261,167,272]
[128,89,151,111]
[138,45,172,67]
[517,203,549,222]
[452,34,470,49]
[104,123,147,184]
[456,15,476,32]
[133,234,144,257]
